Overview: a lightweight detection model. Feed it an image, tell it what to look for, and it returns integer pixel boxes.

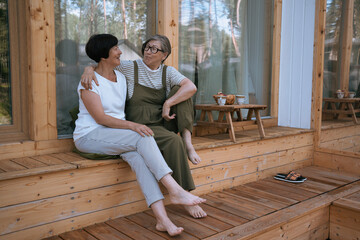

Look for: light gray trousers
[74,126,172,207]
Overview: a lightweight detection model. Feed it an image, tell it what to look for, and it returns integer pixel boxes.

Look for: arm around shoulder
[81,65,98,90]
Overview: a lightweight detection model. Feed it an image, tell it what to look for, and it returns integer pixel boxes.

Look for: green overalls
[125,61,195,191]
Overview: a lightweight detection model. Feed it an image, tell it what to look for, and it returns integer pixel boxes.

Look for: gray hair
[141,34,171,62]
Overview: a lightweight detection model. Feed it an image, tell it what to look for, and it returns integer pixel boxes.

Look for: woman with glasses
[81,34,206,219]
[75,34,206,236]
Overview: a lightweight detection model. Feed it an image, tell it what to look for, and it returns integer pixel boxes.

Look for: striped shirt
[115,59,186,99]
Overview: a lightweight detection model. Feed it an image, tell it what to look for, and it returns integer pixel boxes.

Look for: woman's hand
[162,101,176,121]
[130,122,154,137]
[81,66,98,90]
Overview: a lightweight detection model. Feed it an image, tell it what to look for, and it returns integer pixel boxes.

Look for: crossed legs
[75,127,206,236]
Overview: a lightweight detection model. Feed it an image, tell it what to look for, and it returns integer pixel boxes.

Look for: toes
[170,227,184,236]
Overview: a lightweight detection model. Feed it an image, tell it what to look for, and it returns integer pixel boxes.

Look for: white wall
[278,0,315,129]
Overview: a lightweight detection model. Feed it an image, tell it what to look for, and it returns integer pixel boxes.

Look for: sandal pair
[274,171,307,183]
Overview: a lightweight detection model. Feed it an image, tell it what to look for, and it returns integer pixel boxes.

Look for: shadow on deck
[45,166,360,240]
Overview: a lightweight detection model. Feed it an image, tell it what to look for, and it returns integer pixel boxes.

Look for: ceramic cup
[218,96,226,105]
[348,92,355,98]
[337,92,344,99]
[236,95,246,105]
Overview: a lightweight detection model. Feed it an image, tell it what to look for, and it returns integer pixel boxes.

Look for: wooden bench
[323,98,360,124]
[330,189,360,239]
[195,104,267,142]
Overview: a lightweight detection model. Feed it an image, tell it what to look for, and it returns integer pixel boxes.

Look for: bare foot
[169,189,206,206]
[184,205,207,218]
[156,218,184,236]
[187,147,201,165]
[182,129,202,165]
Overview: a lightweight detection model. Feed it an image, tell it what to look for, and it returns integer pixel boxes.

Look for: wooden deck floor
[44,166,360,240]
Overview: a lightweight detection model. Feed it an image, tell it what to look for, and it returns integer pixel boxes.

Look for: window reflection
[324,0,360,98]
[54,0,155,137]
[324,0,342,98]
[350,0,360,97]
[0,1,11,125]
[178,0,273,117]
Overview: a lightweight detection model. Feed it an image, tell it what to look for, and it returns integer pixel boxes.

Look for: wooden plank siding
[319,124,360,153]
[314,124,360,175]
[0,139,74,161]
[330,190,360,240]
[27,0,57,141]
[311,0,327,147]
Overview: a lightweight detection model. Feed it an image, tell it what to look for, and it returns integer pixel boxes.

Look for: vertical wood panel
[339,0,354,91]
[311,0,327,148]
[27,0,57,141]
[157,0,179,69]
[271,0,282,118]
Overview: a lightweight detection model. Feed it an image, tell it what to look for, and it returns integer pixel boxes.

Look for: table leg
[196,110,205,137]
[331,102,338,119]
[348,103,358,124]
[199,110,206,121]
[235,110,243,121]
[247,109,254,120]
[206,111,214,122]
[254,109,265,139]
[338,102,347,119]
[324,102,329,110]
[322,102,329,120]
[218,112,225,122]
[225,112,236,142]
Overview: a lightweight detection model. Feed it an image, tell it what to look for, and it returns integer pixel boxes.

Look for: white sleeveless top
[73,70,127,141]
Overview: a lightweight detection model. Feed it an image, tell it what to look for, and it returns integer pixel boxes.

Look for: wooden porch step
[42,166,360,240]
[330,189,360,239]
[0,152,122,181]
[0,127,319,240]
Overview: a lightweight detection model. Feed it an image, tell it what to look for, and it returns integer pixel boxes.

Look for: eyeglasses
[144,46,164,54]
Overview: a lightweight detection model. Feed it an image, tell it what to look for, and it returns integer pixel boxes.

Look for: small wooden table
[195,104,267,142]
[323,98,360,124]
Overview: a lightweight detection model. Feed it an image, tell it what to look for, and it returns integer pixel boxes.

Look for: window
[0,0,28,143]
[178,0,274,118]
[54,0,156,138]
[350,0,360,95]
[324,0,360,97]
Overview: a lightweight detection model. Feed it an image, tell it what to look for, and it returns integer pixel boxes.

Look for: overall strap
[162,65,167,88]
[133,60,139,84]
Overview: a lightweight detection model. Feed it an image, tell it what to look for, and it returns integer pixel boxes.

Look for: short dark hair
[85,34,118,63]
[141,34,171,63]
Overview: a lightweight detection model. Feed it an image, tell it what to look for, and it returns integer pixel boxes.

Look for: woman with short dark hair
[74,34,205,236]
[81,34,206,218]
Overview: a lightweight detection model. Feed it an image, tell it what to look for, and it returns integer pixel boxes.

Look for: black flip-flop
[274,171,307,183]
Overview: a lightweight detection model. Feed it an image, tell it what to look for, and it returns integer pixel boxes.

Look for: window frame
[0,0,29,143]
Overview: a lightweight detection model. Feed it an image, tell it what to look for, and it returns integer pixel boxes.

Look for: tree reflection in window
[54,0,155,137]
[0,0,11,125]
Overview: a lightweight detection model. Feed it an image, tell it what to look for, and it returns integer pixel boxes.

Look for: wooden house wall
[278,0,315,129]
[314,124,360,175]
[319,125,360,153]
